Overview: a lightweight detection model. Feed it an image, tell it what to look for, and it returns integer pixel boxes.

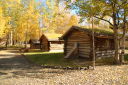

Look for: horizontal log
[66,45,91,47]
[67,40,90,42]
[96,51,115,53]
[68,37,90,40]
[96,52,114,54]
[67,45,91,47]
[96,53,114,56]
[79,54,90,58]
[66,47,91,50]
[79,53,90,56]
[67,42,90,44]
[67,43,90,46]
[96,53,115,55]
[79,44,91,46]
[67,44,91,46]
[96,56,113,57]
[79,50,90,52]
[66,46,91,48]
[96,52,115,54]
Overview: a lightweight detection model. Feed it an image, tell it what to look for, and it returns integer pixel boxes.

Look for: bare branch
[94,16,113,26]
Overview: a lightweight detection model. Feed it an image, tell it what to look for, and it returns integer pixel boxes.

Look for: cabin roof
[40,33,62,41]
[44,33,62,40]
[60,26,114,39]
[29,39,40,44]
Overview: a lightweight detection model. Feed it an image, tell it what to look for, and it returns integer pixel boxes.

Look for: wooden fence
[96,50,115,58]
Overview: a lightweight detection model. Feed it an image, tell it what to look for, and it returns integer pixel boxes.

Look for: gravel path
[0,49,128,85]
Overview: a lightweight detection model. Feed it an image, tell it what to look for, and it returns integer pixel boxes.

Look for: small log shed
[39,34,50,51]
[59,26,115,59]
[39,34,64,51]
[29,39,40,49]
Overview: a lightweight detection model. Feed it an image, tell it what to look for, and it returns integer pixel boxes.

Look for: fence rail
[96,50,115,57]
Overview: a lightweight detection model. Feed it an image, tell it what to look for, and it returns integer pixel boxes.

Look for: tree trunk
[120,10,127,64]
[120,33,125,64]
[5,34,9,48]
[112,5,120,64]
[92,17,95,69]
[25,32,27,49]
[10,31,13,46]
[113,27,120,64]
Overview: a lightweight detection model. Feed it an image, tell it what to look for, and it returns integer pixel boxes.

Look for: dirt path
[0,49,73,85]
[0,49,30,69]
[0,49,128,85]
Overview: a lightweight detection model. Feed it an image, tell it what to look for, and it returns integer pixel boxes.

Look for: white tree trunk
[10,31,13,46]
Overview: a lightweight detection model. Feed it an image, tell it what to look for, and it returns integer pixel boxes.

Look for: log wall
[30,43,40,49]
[62,27,115,59]
[94,37,115,58]
[65,30,91,58]
[40,35,50,51]
[95,38,115,51]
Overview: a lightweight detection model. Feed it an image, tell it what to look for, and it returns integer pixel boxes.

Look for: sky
[35,0,77,15]
[34,0,112,27]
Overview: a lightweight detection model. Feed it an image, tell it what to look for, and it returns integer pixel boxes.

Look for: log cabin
[59,26,115,59]
[39,34,64,51]
[29,39,40,49]
[39,34,50,51]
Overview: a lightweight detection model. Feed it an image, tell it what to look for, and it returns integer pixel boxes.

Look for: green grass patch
[0,46,5,48]
[24,52,93,67]
[24,51,117,67]
[8,45,24,48]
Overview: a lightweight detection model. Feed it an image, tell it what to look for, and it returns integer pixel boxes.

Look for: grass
[8,45,24,48]
[0,46,5,48]
[96,57,115,65]
[0,45,24,48]
[24,52,93,67]
[24,51,124,67]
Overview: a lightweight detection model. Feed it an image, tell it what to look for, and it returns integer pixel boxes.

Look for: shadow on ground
[0,49,73,80]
